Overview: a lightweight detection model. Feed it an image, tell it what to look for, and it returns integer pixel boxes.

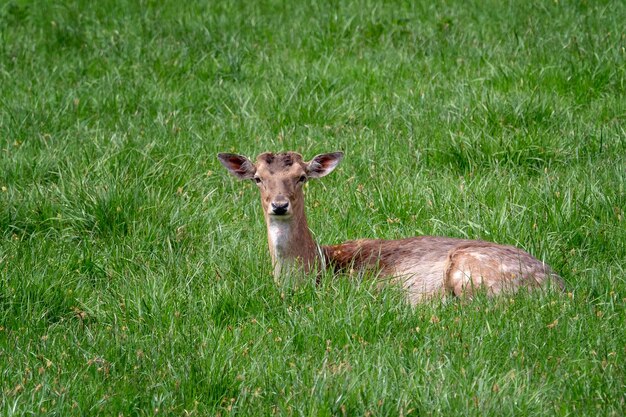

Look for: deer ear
[217,153,256,180]
[306,152,344,178]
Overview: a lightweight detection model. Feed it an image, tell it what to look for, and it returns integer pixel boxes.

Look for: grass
[1,0,625,415]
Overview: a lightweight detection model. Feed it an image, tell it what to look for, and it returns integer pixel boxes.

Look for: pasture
[1,0,625,415]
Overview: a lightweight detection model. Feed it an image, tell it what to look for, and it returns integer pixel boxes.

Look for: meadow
[1,0,625,415]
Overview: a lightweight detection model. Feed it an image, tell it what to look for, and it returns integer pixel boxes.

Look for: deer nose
[271,201,289,215]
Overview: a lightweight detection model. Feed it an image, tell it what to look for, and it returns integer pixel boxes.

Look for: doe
[218,151,564,303]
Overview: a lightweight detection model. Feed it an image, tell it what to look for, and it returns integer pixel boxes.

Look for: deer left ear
[217,153,256,180]
[306,152,344,178]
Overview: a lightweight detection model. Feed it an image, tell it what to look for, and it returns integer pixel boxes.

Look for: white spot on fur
[268,220,290,255]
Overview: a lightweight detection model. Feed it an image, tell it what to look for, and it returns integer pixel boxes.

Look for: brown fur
[254,152,321,276]
[218,151,565,304]
[322,237,563,303]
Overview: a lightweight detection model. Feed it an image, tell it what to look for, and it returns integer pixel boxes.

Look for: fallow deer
[218,151,564,304]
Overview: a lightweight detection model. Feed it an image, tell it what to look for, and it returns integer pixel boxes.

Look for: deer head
[217,151,344,280]
[217,151,343,219]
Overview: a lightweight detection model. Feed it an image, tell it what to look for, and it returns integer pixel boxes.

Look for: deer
[217,151,564,304]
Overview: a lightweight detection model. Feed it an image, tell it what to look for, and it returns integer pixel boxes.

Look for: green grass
[1,0,625,415]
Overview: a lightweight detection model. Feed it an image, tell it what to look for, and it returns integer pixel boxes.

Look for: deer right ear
[217,153,256,180]
[306,152,344,178]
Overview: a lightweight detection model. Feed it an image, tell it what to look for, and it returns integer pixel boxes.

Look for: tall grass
[1,0,625,415]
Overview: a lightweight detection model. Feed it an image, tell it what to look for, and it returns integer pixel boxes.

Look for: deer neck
[265,208,320,279]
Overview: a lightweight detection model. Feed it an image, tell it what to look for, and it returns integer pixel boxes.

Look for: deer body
[323,236,560,303]
[218,151,564,303]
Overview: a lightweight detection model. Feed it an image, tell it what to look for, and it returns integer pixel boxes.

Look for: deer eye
[253,176,262,184]
[297,175,307,183]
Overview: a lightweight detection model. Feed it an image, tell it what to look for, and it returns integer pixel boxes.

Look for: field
[1,0,625,415]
